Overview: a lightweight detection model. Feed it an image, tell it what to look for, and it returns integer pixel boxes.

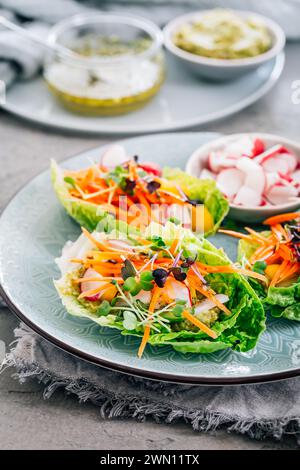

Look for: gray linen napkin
[1,0,300,87]
[2,323,300,443]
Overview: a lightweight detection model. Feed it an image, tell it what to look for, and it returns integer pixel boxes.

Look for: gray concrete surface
[0,43,300,450]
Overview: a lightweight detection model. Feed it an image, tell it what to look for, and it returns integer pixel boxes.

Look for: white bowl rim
[163,10,286,68]
[185,132,300,213]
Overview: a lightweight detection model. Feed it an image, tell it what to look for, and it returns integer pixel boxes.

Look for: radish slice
[199,168,216,180]
[81,268,107,301]
[208,151,236,173]
[266,184,298,205]
[107,239,134,252]
[133,290,151,304]
[291,170,300,184]
[194,294,229,315]
[139,162,162,176]
[223,136,254,158]
[236,157,265,196]
[264,172,279,193]
[216,168,244,198]
[234,186,262,207]
[254,144,283,165]
[208,151,222,172]
[261,156,289,175]
[165,278,192,307]
[101,145,128,169]
[278,153,297,173]
[252,138,265,157]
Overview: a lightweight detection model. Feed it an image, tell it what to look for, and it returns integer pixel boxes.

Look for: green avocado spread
[173,9,272,60]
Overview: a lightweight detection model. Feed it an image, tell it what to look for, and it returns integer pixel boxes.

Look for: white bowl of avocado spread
[164,9,285,80]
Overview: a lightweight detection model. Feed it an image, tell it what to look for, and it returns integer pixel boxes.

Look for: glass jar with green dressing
[44,14,165,115]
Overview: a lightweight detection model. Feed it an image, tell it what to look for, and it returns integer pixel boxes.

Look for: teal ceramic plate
[1,133,300,385]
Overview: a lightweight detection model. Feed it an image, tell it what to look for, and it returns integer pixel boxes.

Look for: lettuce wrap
[51,150,228,237]
[238,235,300,322]
[54,218,265,356]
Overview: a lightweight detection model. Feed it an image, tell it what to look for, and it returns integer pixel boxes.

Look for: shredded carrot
[277,244,294,261]
[135,190,151,216]
[249,245,274,264]
[219,229,261,243]
[78,282,111,299]
[169,238,179,255]
[272,224,289,242]
[81,227,111,251]
[148,286,161,314]
[137,326,151,359]
[182,310,217,339]
[195,262,267,283]
[263,212,300,226]
[277,263,299,285]
[187,274,231,316]
[87,251,123,261]
[138,286,161,358]
[244,227,271,245]
[75,276,123,283]
[269,259,289,287]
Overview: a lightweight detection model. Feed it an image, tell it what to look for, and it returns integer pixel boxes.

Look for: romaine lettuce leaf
[51,159,101,232]
[238,236,300,321]
[51,160,229,237]
[54,217,265,354]
[265,282,300,321]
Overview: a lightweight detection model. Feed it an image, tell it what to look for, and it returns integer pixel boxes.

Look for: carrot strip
[75,277,123,283]
[219,229,260,242]
[272,224,289,242]
[187,275,231,316]
[87,252,123,261]
[269,260,289,287]
[182,311,217,339]
[81,227,111,251]
[263,212,300,226]
[78,282,111,299]
[138,286,161,358]
[277,263,300,285]
[249,245,274,264]
[195,262,267,283]
[148,286,161,313]
[169,238,179,255]
[80,167,94,189]
[277,244,294,261]
[82,186,115,200]
[137,326,150,359]
[244,227,271,244]
[135,190,151,216]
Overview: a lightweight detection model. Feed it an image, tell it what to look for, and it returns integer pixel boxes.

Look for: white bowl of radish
[186,133,300,223]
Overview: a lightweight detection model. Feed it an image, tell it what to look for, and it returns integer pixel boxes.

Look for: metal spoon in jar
[0,16,108,83]
[0,15,82,60]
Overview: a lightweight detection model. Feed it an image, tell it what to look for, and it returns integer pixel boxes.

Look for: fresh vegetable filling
[221,212,300,288]
[64,223,266,357]
[61,145,215,234]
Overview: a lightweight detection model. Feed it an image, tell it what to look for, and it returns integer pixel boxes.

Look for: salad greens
[54,218,265,356]
[51,151,228,237]
[235,213,300,321]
